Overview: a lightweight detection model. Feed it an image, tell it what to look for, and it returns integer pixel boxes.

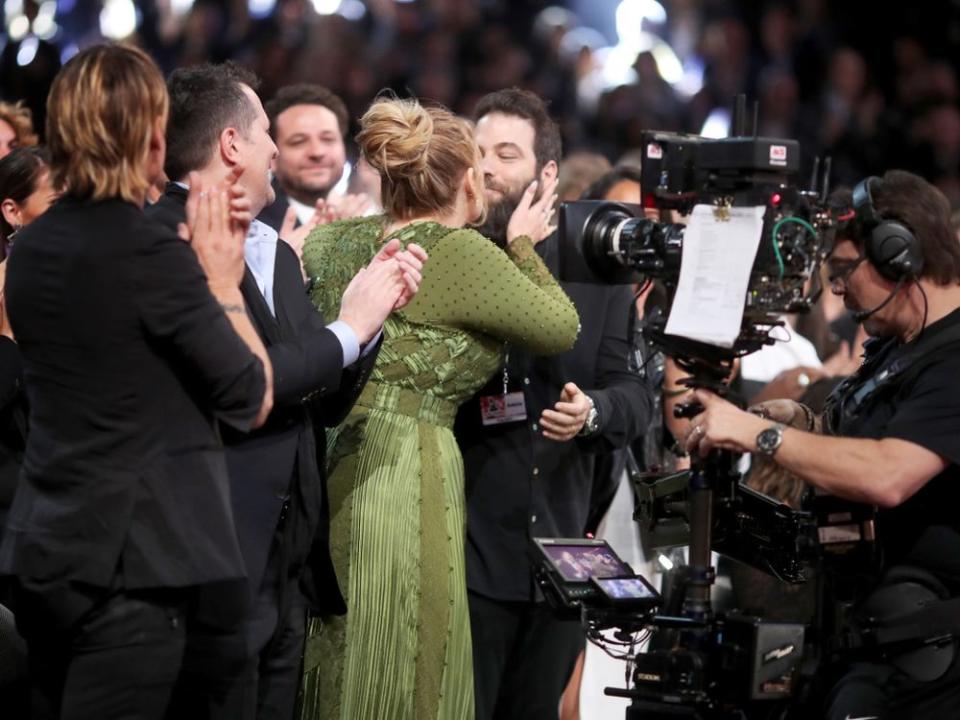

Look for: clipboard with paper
[663,204,767,349]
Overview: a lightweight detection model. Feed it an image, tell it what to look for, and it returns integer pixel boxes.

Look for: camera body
[630,615,805,707]
[558,130,833,363]
[638,131,800,211]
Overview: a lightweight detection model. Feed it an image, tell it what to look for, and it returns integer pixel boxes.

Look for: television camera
[545,97,845,718]
[559,100,836,376]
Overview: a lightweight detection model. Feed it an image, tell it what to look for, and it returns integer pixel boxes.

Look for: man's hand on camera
[684,389,768,458]
[506,176,558,246]
[540,382,591,442]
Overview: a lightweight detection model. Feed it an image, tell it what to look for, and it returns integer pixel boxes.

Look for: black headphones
[852,176,924,281]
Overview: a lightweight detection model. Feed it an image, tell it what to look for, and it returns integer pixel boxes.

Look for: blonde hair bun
[358,98,433,179]
[355,96,480,221]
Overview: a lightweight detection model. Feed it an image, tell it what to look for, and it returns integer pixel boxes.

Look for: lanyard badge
[480,348,528,426]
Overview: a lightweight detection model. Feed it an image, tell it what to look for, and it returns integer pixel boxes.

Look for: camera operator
[684,170,960,720]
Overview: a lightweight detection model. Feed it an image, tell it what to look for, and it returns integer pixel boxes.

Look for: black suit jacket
[0,338,24,548]
[257,177,293,234]
[0,195,265,593]
[149,184,375,614]
[455,234,652,601]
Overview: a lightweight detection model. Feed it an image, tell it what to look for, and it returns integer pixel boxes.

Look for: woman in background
[0,147,57,259]
[298,97,580,720]
[0,145,57,718]
[0,146,57,543]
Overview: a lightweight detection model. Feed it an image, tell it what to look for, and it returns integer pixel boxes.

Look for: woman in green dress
[298,97,579,720]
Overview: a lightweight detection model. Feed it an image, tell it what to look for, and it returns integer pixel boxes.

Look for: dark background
[4,0,960,202]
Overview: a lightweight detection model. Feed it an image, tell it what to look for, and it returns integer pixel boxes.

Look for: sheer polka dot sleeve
[401,228,580,355]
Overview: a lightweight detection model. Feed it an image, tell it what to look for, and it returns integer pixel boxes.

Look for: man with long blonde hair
[0,43,273,719]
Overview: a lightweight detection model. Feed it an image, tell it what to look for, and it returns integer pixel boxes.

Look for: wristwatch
[755,423,785,457]
[579,395,600,436]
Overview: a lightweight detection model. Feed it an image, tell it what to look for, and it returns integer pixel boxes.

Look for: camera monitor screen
[539,541,632,582]
[594,576,658,601]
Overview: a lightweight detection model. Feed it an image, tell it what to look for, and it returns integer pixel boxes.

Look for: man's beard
[279,168,341,204]
[475,180,536,248]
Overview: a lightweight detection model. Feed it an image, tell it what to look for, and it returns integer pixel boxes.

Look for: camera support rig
[553,96,837,718]
[611,449,814,718]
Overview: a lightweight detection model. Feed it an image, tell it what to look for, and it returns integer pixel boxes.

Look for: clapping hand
[179,169,248,289]
[327,192,374,221]
[822,326,868,377]
[279,204,327,263]
[279,193,376,270]
[338,238,429,343]
[369,238,428,310]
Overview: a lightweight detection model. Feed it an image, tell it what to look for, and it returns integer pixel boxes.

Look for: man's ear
[464,167,485,222]
[149,115,166,155]
[146,115,167,183]
[464,166,479,199]
[219,127,242,168]
[1,199,20,229]
[539,159,558,185]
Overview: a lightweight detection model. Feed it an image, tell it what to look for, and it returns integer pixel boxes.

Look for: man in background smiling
[258,84,372,239]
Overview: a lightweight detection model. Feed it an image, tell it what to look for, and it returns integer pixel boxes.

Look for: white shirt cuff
[362,329,383,358]
[326,320,361,368]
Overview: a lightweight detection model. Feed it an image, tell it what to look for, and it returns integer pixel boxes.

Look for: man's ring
[797,372,811,388]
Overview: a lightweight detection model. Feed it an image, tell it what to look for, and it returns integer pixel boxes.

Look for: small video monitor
[531,538,660,614]
[535,538,632,582]
[591,575,661,609]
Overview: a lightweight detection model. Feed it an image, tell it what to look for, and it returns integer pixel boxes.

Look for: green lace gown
[298,217,580,720]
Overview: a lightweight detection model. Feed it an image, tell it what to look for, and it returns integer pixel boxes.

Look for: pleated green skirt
[299,384,474,720]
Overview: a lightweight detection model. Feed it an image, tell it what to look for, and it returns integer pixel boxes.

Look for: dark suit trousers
[200,525,307,720]
[15,583,189,720]
[468,590,583,720]
[210,584,306,720]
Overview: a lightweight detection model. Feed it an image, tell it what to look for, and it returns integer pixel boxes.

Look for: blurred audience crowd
[4,0,960,205]
[3,3,960,718]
